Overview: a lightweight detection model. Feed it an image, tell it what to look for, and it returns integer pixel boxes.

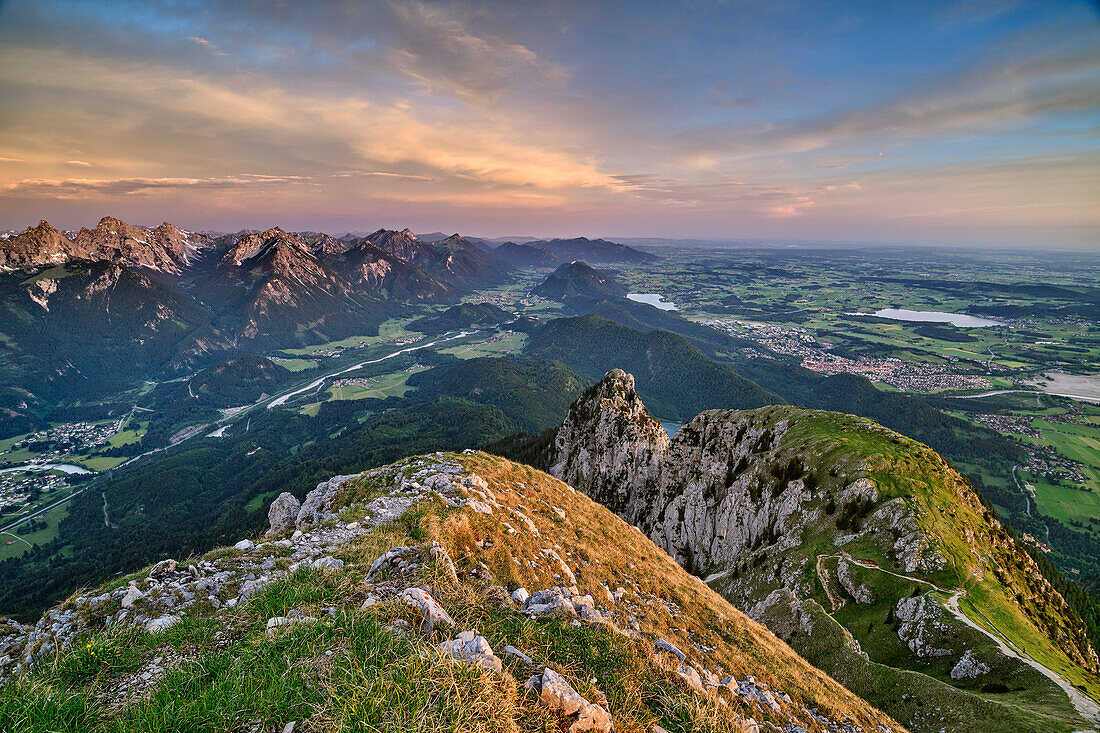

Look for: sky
[0,0,1097,247]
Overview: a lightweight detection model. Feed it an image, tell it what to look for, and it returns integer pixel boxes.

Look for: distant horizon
[6,212,1100,253]
[1,1,1098,250]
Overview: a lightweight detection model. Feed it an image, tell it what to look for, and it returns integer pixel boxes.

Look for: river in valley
[0,463,92,475]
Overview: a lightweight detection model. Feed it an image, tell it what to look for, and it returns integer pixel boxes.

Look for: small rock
[145,615,180,634]
[148,559,177,578]
[121,586,144,609]
[233,539,255,552]
[655,638,686,662]
[527,668,613,733]
[440,630,503,673]
[311,556,344,571]
[400,588,454,631]
[950,650,991,679]
[676,664,704,693]
[266,615,317,636]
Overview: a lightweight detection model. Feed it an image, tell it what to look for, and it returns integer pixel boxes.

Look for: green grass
[1026,470,1100,527]
[279,318,420,357]
[0,539,782,733]
[244,490,281,515]
[781,600,1085,733]
[106,426,144,449]
[440,331,527,360]
[0,502,69,561]
[326,371,417,401]
[268,357,318,372]
[73,456,126,472]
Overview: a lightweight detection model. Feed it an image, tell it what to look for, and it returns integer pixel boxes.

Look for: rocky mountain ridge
[547,369,1100,732]
[0,217,215,274]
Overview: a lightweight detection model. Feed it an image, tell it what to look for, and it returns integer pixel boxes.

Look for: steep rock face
[547,370,1100,732]
[328,239,455,302]
[363,227,429,262]
[551,369,668,522]
[73,216,215,273]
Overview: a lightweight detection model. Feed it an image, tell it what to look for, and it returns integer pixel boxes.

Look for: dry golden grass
[417,451,904,732]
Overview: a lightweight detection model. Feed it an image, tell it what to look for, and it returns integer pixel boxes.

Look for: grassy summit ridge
[0,451,899,732]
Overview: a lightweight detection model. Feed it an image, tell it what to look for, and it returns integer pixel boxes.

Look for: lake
[660,421,681,437]
[870,308,1003,328]
[627,293,678,311]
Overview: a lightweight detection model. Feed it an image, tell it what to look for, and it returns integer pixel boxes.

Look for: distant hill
[168,353,292,408]
[326,240,455,303]
[407,303,513,334]
[526,314,782,419]
[532,261,628,300]
[561,293,757,356]
[526,236,658,264]
[406,356,587,433]
[494,241,559,267]
[363,229,511,288]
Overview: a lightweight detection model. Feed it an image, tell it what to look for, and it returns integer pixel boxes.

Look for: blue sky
[0,0,1097,246]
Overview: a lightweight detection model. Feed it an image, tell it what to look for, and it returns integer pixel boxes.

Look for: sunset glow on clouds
[0,0,1097,246]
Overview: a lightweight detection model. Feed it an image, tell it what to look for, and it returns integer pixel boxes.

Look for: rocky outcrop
[895,594,954,658]
[836,559,874,605]
[525,667,614,733]
[551,369,668,523]
[440,631,503,673]
[544,370,1100,731]
[266,492,301,536]
[295,474,357,529]
[950,650,991,679]
[0,220,77,271]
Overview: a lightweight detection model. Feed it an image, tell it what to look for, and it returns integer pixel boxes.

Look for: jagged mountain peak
[222,227,313,266]
[0,216,215,274]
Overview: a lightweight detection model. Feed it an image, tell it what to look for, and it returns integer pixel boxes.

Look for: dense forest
[0,357,584,619]
[526,315,781,420]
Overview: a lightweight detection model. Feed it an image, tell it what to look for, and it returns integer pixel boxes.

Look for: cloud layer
[0,0,1097,246]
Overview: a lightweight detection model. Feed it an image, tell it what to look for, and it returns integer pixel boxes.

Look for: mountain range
[0,218,520,427]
